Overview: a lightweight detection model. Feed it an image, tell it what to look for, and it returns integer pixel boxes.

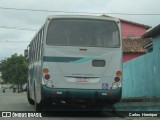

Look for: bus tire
[35,100,42,112]
[34,86,42,111]
[27,86,34,105]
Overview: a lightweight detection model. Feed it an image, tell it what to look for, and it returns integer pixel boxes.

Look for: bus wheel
[34,88,42,111]
[27,87,34,105]
[35,101,42,112]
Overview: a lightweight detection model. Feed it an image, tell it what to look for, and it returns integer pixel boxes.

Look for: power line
[0,25,37,31]
[0,6,99,14]
[1,6,160,16]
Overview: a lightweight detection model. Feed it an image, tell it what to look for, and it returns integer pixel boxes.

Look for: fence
[122,52,160,98]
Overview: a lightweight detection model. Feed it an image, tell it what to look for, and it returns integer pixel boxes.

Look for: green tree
[0,54,28,92]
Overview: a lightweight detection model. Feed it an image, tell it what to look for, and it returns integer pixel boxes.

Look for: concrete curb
[121,97,160,102]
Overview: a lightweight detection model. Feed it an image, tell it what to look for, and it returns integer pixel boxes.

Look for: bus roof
[47,15,119,22]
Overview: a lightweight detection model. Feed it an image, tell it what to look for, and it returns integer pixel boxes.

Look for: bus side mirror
[24,49,28,57]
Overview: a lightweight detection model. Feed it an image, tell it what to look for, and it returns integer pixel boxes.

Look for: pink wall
[121,20,148,62]
[121,21,147,39]
[123,52,144,62]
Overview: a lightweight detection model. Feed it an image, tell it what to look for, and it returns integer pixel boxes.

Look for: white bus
[25,15,122,111]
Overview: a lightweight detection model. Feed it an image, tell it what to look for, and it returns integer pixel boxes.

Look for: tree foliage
[0,54,28,86]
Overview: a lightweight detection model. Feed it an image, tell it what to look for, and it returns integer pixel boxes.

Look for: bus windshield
[46,19,120,48]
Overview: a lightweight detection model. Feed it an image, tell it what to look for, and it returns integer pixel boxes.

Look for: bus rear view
[27,15,122,111]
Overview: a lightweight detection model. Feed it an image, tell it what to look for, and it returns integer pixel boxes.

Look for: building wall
[122,53,156,98]
[123,52,144,62]
[121,21,147,39]
[153,35,160,96]
[122,35,160,98]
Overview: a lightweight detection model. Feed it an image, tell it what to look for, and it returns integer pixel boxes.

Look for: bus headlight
[116,71,122,77]
[44,74,50,80]
[112,82,119,89]
[114,77,120,82]
[43,68,49,74]
[46,80,53,88]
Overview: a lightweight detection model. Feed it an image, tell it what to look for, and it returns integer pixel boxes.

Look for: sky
[0,0,160,60]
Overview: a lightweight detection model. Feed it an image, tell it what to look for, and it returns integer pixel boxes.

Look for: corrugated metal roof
[123,38,152,53]
[142,24,160,38]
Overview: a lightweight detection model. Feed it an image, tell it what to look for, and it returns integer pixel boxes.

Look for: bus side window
[37,34,40,60]
[30,43,33,63]
[33,40,36,62]
[39,30,43,59]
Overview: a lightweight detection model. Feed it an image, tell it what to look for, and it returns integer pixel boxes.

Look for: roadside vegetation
[0,53,28,92]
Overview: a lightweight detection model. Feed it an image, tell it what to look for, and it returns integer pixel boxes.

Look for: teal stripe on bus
[43,56,83,62]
